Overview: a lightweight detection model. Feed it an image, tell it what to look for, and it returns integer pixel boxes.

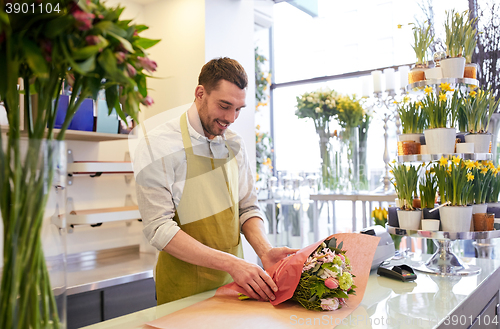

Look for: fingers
[248,272,276,302]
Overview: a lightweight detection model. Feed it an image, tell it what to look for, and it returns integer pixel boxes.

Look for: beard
[198,98,225,138]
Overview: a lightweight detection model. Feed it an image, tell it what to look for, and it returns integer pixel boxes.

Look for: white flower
[319,268,337,279]
[315,107,322,113]
[320,298,340,311]
[306,96,313,102]
[325,99,331,104]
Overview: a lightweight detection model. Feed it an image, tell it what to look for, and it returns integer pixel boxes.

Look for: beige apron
[155,112,243,305]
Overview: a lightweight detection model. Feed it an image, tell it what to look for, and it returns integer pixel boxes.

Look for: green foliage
[397,98,428,134]
[419,167,438,209]
[444,10,467,58]
[434,157,473,206]
[255,47,271,107]
[463,87,500,134]
[255,128,273,182]
[420,86,459,129]
[336,94,365,129]
[410,20,434,65]
[389,162,421,210]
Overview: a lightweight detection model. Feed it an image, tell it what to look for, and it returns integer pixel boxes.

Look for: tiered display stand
[388,78,496,277]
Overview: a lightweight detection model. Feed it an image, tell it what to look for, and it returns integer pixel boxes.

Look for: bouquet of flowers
[290,237,356,311]
[226,233,379,313]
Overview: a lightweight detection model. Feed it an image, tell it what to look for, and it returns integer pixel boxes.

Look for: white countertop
[82,254,500,329]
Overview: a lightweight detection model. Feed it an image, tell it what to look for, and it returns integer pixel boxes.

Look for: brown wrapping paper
[144,233,380,329]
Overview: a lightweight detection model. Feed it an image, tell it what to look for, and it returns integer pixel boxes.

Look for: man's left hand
[260,247,299,271]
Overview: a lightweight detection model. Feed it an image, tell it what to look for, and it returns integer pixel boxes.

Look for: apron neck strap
[180,112,194,155]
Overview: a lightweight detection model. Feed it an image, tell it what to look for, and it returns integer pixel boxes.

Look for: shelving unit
[68,161,133,175]
[0,127,133,141]
[398,153,493,163]
[68,206,140,226]
[406,77,479,92]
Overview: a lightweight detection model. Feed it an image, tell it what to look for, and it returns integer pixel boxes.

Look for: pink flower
[86,35,100,46]
[115,52,127,64]
[137,56,157,73]
[73,9,95,31]
[338,298,347,306]
[337,254,345,262]
[141,95,154,106]
[320,298,339,311]
[126,63,137,77]
[324,278,339,290]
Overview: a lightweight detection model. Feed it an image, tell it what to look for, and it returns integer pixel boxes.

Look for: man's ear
[194,85,205,101]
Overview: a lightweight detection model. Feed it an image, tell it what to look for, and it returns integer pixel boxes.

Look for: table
[310,192,397,240]
[82,255,500,329]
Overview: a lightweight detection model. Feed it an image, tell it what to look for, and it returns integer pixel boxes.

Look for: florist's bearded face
[197,79,246,139]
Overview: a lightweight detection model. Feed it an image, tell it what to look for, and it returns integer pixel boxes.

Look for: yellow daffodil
[481,167,488,174]
[424,86,433,95]
[474,161,481,168]
[389,170,393,174]
[256,125,261,130]
[447,166,452,174]
[391,159,396,164]
[439,93,447,102]
[470,85,478,90]
[416,101,423,107]
[397,24,403,29]
[256,173,260,181]
[439,156,448,167]
[467,173,474,182]
[470,90,477,98]
[440,82,450,91]
[393,100,398,104]
[403,95,410,103]
[465,160,475,170]
[452,156,461,166]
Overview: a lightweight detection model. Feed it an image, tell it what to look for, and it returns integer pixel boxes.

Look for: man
[135,57,296,305]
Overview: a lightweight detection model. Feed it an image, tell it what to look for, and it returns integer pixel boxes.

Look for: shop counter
[82,255,500,329]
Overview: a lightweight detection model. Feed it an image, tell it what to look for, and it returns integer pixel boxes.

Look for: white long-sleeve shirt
[134,103,264,251]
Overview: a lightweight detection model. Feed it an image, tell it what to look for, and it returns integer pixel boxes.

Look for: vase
[440,57,466,78]
[439,205,473,232]
[388,207,399,227]
[424,128,456,154]
[397,134,422,155]
[359,123,369,191]
[472,203,488,214]
[338,127,359,192]
[0,139,67,329]
[397,210,422,230]
[464,133,492,153]
[317,128,336,192]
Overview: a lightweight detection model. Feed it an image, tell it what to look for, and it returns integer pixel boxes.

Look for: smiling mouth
[216,119,229,128]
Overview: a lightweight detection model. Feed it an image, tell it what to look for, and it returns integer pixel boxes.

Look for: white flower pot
[421,219,440,231]
[424,128,456,154]
[456,143,474,153]
[425,67,443,80]
[397,210,422,230]
[439,206,473,232]
[464,133,491,153]
[487,202,500,208]
[441,57,466,79]
[398,133,422,143]
[472,203,488,214]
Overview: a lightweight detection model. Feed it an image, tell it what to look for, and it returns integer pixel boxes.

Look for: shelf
[68,205,140,226]
[406,78,479,92]
[68,161,133,175]
[387,225,500,241]
[397,153,492,163]
[1,127,133,142]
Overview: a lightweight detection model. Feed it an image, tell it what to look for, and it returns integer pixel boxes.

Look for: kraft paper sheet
[144,233,380,329]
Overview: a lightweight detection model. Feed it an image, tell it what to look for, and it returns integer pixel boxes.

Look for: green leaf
[136,74,147,97]
[95,21,127,38]
[44,15,74,38]
[107,31,134,53]
[105,84,119,113]
[97,48,118,76]
[338,241,343,250]
[134,24,149,33]
[22,39,49,79]
[77,55,96,73]
[310,280,329,299]
[87,77,102,100]
[136,37,161,49]
[328,237,337,250]
[72,38,109,60]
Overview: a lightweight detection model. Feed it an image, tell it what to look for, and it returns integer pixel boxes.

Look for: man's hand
[260,247,299,271]
[226,258,278,302]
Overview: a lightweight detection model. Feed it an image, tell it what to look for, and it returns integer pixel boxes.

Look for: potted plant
[441,10,467,78]
[421,84,459,154]
[469,161,494,230]
[397,98,427,155]
[463,15,479,79]
[463,87,500,153]
[390,162,422,230]
[296,89,339,191]
[408,21,434,84]
[434,156,474,232]
[487,165,500,207]
[419,164,439,220]
[0,1,159,327]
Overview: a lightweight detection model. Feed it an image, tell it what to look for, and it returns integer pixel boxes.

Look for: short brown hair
[198,57,248,94]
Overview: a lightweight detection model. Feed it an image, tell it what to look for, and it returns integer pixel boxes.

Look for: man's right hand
[226,258,278,302]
